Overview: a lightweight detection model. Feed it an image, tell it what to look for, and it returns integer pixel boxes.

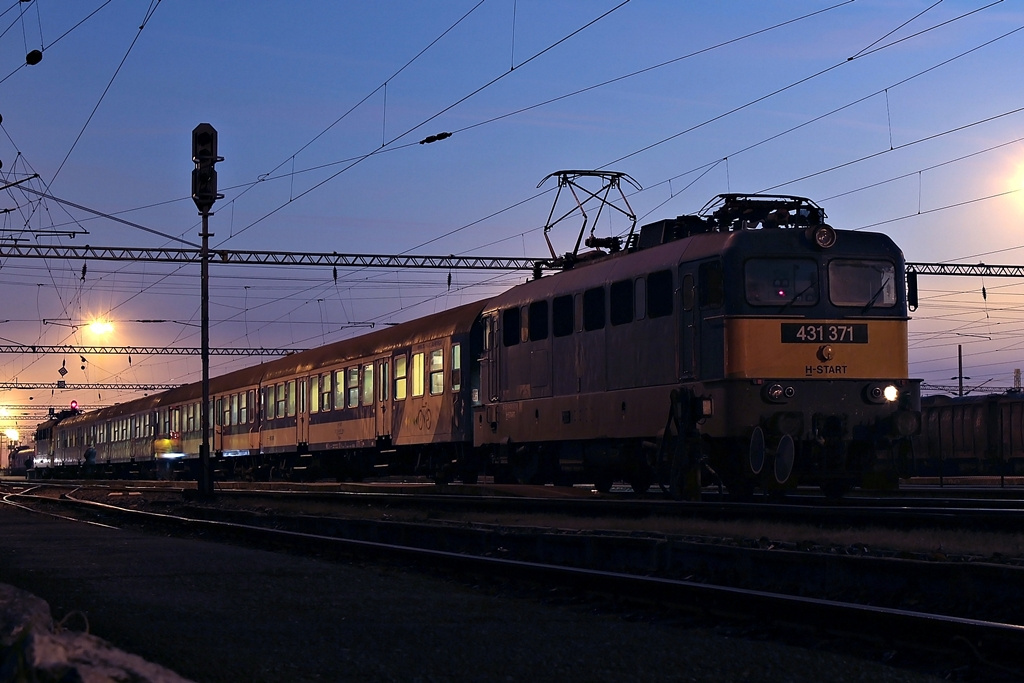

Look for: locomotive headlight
[808,224,837,249]
[883,385,899,402]
[764,383,793,403]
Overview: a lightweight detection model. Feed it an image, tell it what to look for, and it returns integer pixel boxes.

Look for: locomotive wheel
[668,442,701,501]
[594,473,615,493]
[748,426,766,477]
[628,468,653,494]
[510,448,539,484]
[773,434,795,485]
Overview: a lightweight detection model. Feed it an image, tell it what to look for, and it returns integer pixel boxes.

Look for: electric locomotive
[475,193,921,497]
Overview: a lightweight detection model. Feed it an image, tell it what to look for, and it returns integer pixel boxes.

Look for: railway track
[3,481,1024,680]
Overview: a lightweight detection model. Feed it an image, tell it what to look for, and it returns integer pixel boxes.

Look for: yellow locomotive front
[680,195,921,497]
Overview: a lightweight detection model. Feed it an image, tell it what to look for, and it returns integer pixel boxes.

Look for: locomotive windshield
[744,258,818,307]
[828,259,896,309]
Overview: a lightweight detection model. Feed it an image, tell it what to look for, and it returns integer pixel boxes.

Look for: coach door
[296,378,309,448]
[375,358,392,443]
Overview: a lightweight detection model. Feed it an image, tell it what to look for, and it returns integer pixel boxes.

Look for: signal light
[70,400,79,411]
[191,123,223,213]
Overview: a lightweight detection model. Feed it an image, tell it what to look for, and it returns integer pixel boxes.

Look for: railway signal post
[192,123,223,499]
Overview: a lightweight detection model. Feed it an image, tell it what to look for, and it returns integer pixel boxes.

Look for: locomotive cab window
[829,259,896,309]
[744,258,818,307]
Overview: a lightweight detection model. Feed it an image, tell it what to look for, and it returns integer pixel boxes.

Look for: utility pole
[192,123,223,499]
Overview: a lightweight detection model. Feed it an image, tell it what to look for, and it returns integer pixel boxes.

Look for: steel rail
[12,486,1023,678]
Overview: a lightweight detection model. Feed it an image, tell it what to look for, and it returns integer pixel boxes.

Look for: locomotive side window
[529,300,548,340]
[699,260,725,307]
[744,259,817,307]
[828,259,896,309]
[583,287,605,331]
[430,348,444,395]
[395,355,408,401]
[635,278,647,320]
[610,279,633,326]
[552,295,573,337]
[503,308,520,347]
[647,270,673,318]
[682,273,695,310]
[411,352,425,397]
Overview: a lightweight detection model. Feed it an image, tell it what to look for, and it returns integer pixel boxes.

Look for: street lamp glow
[4,429,18,442]
[88,320,113,335]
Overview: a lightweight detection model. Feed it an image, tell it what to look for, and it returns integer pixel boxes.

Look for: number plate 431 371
[780,323,868,343]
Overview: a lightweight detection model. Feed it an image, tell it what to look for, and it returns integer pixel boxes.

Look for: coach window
[320,373,333,411]
[362,363,374,406]
[286,380,297,417]
[395,355,408,401]
[699,260,724,308]
[583,286,605,331]
[648,270,673,318]
[274,383,286,419]
[298,379,307,415]
[309,378,320,414]
[552,295,573,337]
[264,387,276,419]
[231,394,239,426]
[411,351,425,397]
[334,370,345,412]
[429,348,444,395]
[380,362,390,401]
[610,279,633,326]
[347,367,359,408]
[502,308,520,347]
[528,300,549,340]
[241,391,250,424]
[451,344,462,391]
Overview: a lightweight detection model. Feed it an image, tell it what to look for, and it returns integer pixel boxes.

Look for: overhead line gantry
[0,244,553,271]
[0,345,305,356]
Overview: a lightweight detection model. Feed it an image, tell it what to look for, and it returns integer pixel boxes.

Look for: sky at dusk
[2,1,1024,435]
